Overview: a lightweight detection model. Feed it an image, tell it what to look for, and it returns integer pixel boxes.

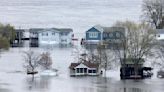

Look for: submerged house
[84,25,125,49]
[69,62,99,76]
[11,29,25,47]
[29,28,41,47]
[120,58,153,79]
[29,28,73,47]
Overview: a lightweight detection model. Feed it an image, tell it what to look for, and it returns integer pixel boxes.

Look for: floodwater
[0,0,142,34]
[0,0,162,92]
[0,47,164,92]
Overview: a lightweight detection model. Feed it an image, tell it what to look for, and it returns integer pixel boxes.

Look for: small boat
[27,71,38,75]
[40,70,57,76]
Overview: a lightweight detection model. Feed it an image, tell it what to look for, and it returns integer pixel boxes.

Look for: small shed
[120,58,153,79]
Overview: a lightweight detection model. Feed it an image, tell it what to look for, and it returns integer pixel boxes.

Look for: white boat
[40,70,57,76]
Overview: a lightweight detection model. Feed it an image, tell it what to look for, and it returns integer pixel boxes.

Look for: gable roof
[52,28,73,32]
[87,25,125,33]
[69,62,99,69]
[103,27,125,33]
[121,58,145,65]
[29,28,73,33]
[29,28,44,32]
[15,29,25,32]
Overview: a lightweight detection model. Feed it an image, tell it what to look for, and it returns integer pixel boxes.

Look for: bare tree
[23,50,40,77]
[38,52,52,70]
[113,21,156,78]
[142,0,164,29]
[151,44,164,68]
[96,44,116,77]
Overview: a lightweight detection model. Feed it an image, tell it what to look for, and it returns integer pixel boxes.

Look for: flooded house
[83,25,125,49]
[120,58,153,79]
[29,28,73,47]
[29,28,41,47]
[69,61,99,76]
[11,29,25,47]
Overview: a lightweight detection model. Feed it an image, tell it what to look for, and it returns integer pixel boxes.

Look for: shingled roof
[29,28,73,33]
[69,62,99,69]
[103,27,125,32]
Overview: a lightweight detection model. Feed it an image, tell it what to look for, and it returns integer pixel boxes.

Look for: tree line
[0,23,15,50]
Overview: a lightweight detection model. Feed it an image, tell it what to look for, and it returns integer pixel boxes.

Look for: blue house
[85,25,103,44]
[84,25,125,47]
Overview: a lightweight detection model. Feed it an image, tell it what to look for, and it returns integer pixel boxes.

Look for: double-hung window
[89,32,98,38]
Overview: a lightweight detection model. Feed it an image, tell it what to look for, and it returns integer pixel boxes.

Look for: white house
[38,28,60,44]
[31,28,73,46]
[69,62,99,76]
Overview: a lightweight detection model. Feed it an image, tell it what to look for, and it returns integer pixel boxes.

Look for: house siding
[60,31,73,44]
[103,31,125,40]
[39,29,60,45]
[86,27,101,41]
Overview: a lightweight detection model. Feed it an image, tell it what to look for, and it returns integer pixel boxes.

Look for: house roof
[87,25,125,33]
[52,28,73,32]
[156,29,164,34]
[103,27,125,33]
[69,62,99,69]
[29,28,44,32]
[29,28,73,33]
[121,58,145,65]
[15,29,25,32]
[94,25,104,32]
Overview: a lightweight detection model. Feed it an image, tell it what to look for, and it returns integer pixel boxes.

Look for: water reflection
[120,87,150,92]
[0,88,10,92]
[25,76,51,91]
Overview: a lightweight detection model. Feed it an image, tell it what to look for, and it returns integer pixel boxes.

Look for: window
[88,70,92,73]
[116,32,120,38]
[109,33,113,37]
[61,32,68,36]
[80,68,83,73]
[52,32,55,36]
[61,39,67,42]
[77,68,80,73]
[42,32,48,36]
[88,70,96,73]
[103,33,107,37]
[93,70,96,73]
[84,68,87,73]
[89,32,98,38]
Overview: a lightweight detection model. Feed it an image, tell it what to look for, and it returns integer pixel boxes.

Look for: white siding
[60,32,73,44]
[39,29,60,45]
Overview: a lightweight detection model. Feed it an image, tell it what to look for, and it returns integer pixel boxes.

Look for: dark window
[93,70,96,73]
[52,32,55,36]
[80,68,83,73]
[88,70,92,73]
[77,68,79,73]
[84,68,87,73]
